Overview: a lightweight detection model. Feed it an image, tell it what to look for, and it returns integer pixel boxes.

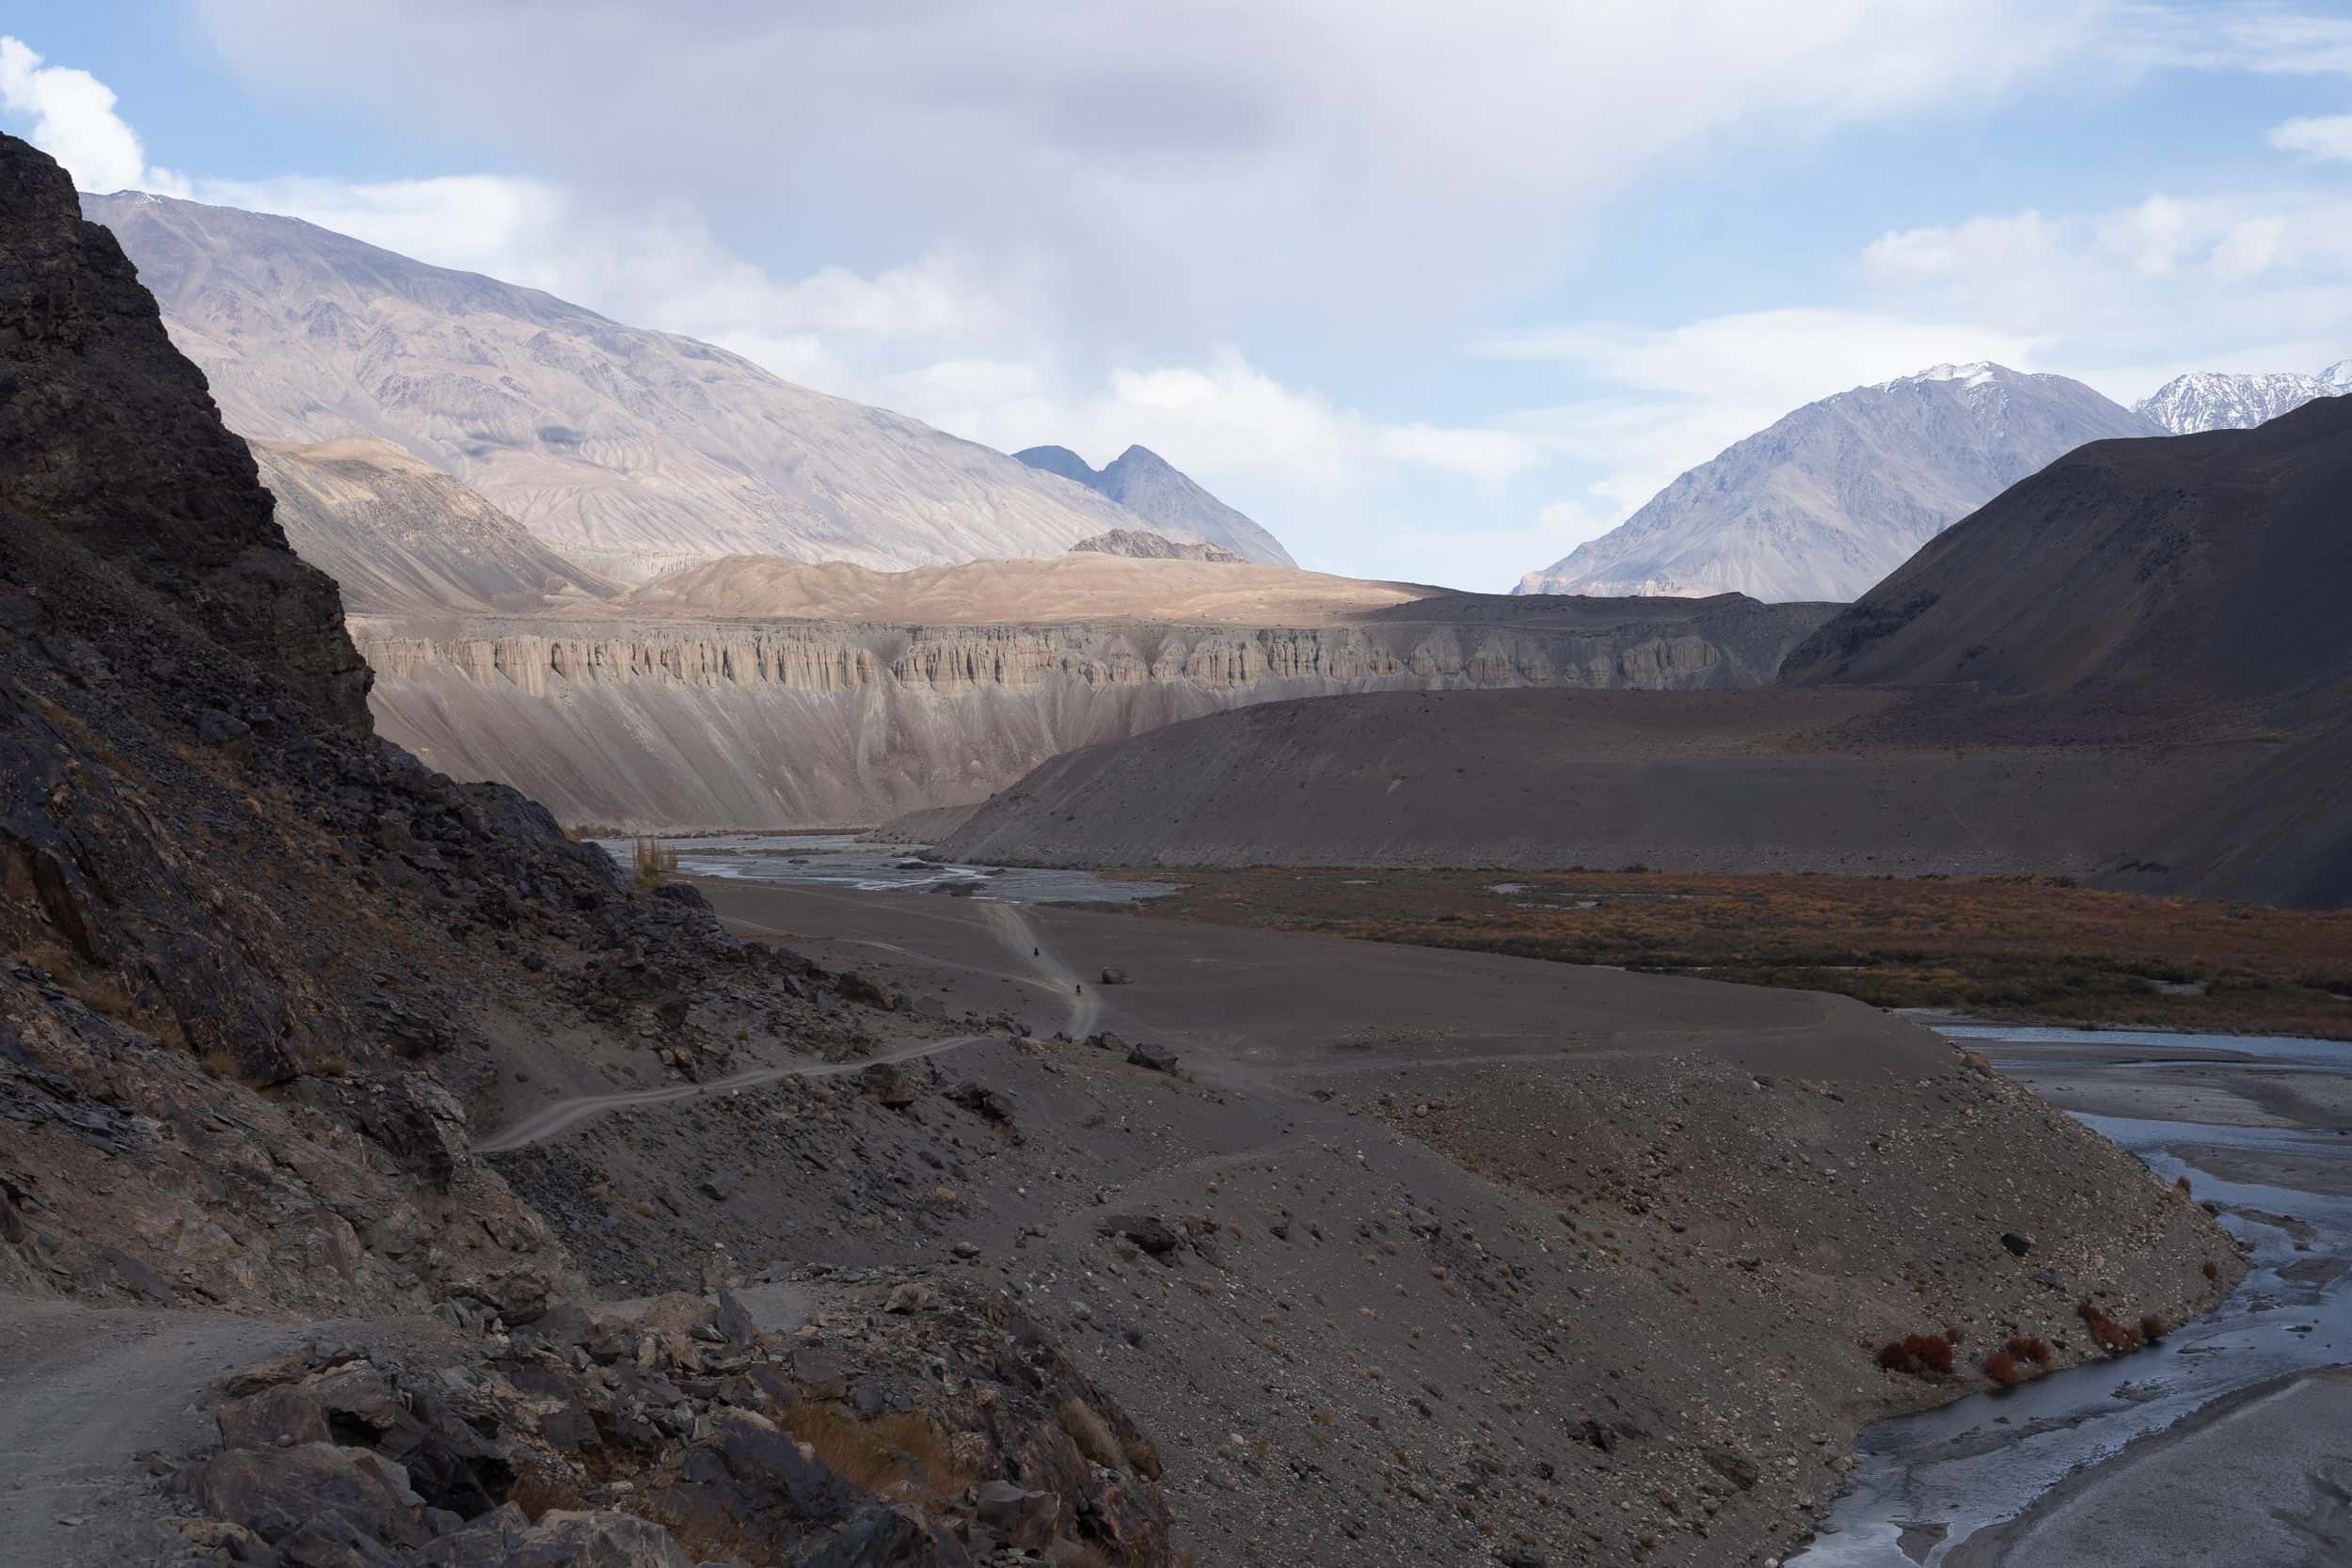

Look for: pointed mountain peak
[1106,444,1175,473]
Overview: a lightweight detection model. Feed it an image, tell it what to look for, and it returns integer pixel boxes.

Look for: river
[1793,1022,2352,1567]
[595,832,1178,906]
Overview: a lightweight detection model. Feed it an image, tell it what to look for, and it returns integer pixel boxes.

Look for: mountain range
[944,395,2352,907]
[81,190,1285,580]
[1517,362,2161,603]
[2131,361,2352,435]
[1014,444,1295,565]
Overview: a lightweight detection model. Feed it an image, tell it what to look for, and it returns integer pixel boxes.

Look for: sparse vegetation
[2006,1336,2053,1367]
[2079,1299,2149,1354]
[771,1404,980,1496]
[1983,1348,2023,1385]
[1877,1329,1962,1376]
[631,837,679,888]
[1110,866,2352,1037]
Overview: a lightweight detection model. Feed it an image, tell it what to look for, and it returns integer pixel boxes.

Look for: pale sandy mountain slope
[1518,363,2160,602]
[82,190,1195,580]
[613,551,1425,626]
[252,436,616,615]
[1015,444,1295,565]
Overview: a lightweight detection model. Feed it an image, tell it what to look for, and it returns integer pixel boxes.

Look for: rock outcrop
[1068,528,1239,562]
[2,149,370,728]
[353,596,1835,828]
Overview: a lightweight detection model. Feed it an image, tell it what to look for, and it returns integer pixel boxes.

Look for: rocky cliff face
[0,133,1187,1568]
[355,602,1831,828]
[3,150,370,727]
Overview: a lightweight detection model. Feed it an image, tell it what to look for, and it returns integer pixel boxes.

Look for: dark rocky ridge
[0,131,1186,1568]
[1,149,370,728]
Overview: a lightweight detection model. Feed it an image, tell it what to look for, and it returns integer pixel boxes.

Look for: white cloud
[185,0,2108,341]
[1852,194,2352,399]
[1863,212,2058,282]
[0,35,186,195]
[2270,114,2352,161]
[1375,426,1549,493]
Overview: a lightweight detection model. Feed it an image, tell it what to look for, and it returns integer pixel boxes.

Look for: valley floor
[643,877,2233,1567]
[1071,866,2352,1040]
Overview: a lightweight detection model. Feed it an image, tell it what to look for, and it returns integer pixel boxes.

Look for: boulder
[183,1443,428,1549]
[276,1510,409,1568]
[974,1481,1057,1550]
[944,1083,1011,1125]
[219,1353,312,1397]
[863,1063,921,1109]
[422,1508,694,1568]
[1124,1042,1179,1075]
[1098,968,1131,986]
[217,1384,331,1449]
[788,1503,965,1567]
[1098,1215,1181,1258]
[714,1288,761,1344]
[791,1347,848,1401]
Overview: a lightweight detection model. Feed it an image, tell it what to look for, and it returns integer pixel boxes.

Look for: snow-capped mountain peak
[2134,361,2351,436]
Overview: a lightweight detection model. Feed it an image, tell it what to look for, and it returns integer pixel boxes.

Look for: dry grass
[1109,866,2352,1038]
[199,1050,243,1082]
[772,1404,980,1497]
[508,1461,590,1521]
[1057,1398,1125,1470]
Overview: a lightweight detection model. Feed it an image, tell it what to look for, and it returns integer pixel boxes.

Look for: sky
[8,2,2352,590]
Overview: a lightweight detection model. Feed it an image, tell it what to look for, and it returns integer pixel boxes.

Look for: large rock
[422,1507,694,1568]
[182,1443,429,1549]
[0,137,369,725]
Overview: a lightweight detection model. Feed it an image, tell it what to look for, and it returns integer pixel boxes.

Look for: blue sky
[9,1,2352,590]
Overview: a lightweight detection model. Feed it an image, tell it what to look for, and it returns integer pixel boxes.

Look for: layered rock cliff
[354,599,1835,828]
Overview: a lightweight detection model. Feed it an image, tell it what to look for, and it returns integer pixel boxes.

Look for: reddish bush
[2006,1336,2053,1367]
[2138,1313,2167,1342]
[2078,1300,2143,1354]
[2170,1175,2193,1202]
[1877,1330,1962,1376]
[2202,1260,2220,1281]
[1983,1349,2023,1386]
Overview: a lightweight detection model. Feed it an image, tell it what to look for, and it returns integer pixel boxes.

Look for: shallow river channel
[1794,1023,2352,1568]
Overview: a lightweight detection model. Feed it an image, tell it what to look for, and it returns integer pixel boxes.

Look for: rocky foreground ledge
[162,1268,1173,1568]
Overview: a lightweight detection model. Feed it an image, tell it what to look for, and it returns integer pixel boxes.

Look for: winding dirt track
[472,902,1092,1155]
